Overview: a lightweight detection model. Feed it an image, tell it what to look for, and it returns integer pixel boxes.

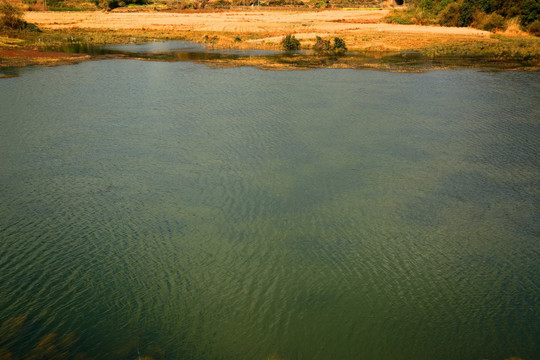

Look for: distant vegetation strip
[384,0,540,35]
[14,0,385,11]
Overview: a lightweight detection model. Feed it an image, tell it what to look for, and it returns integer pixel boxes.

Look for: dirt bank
[0,47,91,72]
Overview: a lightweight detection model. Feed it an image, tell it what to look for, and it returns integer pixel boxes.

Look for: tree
[281,35,300,51]
[521,0,540,26]
[0,0,25,30]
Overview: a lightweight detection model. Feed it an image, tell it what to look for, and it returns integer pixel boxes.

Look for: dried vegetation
[0,2,539,71]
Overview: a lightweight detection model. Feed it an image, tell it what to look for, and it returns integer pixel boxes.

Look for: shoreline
[1,9,539,72]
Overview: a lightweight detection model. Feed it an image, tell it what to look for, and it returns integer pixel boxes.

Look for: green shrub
[307,0,328,8]
[474,11,506,31]
[417,0,435,13]
[208,0,230,8]
[383,9,416,25]
[24,21,40,32]
[458,0,477,27]
[0,1,39,31]
[528,19,540,36]
[506,6,521,19]
[281,34,300,51]
[313,36,331,52]
[94,0,119,9]
[333,37,347,53]
[438,2,460,27]
[414,0,539,29]
[521,0,540,26]
[312,36,347,54]
[0,1,26,30]
[94,0,148,9]
[45,0,63,7]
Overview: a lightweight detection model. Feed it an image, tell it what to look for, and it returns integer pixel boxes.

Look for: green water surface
[0,59,539,360]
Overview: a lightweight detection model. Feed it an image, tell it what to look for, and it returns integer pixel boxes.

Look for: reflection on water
[103,41,282,57]
[0,61,539,360]
[58,41,282,57]
[48,40,539,72]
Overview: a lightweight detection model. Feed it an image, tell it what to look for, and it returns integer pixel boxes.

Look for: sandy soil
[24,9,490,48]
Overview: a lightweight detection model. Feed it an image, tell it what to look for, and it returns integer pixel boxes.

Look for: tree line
[390,0,539,33]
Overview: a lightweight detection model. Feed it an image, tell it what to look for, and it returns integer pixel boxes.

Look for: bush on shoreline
[0,0,40,31]
[312,36,347,53]
[281,34,300,50]
[333,36,347,52]
[313,36,332,51]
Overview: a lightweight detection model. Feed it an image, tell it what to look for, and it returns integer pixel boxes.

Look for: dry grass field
[22,9,492,51]
[1,8,539,71]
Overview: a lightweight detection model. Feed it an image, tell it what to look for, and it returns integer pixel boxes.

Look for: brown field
[23,9,492,51]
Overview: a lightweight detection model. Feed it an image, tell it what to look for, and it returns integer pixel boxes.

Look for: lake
[0,52,539,360]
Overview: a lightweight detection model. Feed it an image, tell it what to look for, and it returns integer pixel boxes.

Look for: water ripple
[0,64,539,360]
